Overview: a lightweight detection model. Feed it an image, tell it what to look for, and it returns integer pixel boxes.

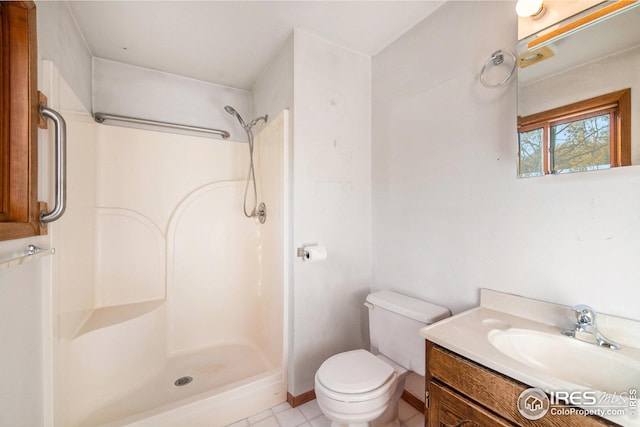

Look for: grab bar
[94,112,231,139]
[39,103,67,226]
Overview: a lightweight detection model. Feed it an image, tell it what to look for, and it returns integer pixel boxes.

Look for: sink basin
[488,328,640,393]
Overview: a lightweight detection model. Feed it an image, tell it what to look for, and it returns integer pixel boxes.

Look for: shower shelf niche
[72,299,165,338]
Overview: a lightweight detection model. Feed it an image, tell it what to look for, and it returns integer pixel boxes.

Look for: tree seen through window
[517,89,630,177]
[551,113,611,173]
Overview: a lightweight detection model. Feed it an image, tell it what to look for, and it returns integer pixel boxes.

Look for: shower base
[78,343,285,427]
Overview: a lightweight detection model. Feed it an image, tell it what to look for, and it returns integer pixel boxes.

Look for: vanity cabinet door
[429,381,517,427]
[426,341,618,427]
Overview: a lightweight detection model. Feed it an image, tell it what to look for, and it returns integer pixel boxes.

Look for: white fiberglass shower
[50,72,287,426]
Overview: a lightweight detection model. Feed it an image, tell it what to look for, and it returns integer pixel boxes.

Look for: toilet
[314,291,450,427]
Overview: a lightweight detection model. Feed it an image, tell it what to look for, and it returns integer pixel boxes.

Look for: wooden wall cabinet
[0,1,46,241]
[425,340,618,427]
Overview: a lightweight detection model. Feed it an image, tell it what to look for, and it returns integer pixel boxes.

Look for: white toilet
[314,291,450,427]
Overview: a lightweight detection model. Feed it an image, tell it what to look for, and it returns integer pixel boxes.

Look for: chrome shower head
[224,105,247,128]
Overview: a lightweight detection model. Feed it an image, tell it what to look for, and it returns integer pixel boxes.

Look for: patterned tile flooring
[225,398,424,427]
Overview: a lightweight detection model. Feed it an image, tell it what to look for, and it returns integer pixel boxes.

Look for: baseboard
[401,390,424,413]
[288,389,422,413]
[287,390,316,408]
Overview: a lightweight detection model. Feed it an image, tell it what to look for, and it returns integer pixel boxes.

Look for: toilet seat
[315,372,397,404]
[316,349,397,403]
[317,349,394,394]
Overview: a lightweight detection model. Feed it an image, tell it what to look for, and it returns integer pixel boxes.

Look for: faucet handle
[570,304,597,326]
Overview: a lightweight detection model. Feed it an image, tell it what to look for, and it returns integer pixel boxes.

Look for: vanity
[420,289,640,427]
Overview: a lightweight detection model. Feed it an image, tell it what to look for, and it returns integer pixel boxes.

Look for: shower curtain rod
[93,112,231,139]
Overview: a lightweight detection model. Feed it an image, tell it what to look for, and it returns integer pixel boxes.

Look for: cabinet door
[429,381,517,427]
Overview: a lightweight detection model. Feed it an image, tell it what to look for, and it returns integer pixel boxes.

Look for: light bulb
[516,0,545,18]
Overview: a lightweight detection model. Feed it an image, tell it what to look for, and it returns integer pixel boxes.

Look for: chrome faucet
[562,304,620,350]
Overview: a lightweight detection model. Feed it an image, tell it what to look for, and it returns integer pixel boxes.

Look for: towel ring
[480,50,516,88]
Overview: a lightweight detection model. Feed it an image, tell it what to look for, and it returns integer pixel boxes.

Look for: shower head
[225,106,268,131]
[224,105,247,128]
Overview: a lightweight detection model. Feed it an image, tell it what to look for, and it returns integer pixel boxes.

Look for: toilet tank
[366,291,450,376]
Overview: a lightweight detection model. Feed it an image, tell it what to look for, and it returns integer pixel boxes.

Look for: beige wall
[290,30,372,395]
[372,1,640,320]
[253,30,372,396]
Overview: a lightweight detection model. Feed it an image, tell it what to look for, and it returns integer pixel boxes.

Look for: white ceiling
[68,1,444,90]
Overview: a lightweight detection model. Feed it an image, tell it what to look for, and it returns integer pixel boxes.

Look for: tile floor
[226,398,424,427]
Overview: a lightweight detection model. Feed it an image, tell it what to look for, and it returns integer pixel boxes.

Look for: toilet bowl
[314,291,450,427]
[315,350,408,427]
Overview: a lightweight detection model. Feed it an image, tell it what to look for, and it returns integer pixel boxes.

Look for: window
[517,89,631,177]
[0,1,44,240]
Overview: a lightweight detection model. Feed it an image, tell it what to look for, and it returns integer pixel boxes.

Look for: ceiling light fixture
[516,0,546,19]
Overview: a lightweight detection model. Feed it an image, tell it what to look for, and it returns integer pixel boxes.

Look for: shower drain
[174,376,193,387]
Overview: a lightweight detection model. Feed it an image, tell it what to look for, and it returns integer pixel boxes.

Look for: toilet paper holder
[296,247,307,259]
[296,244,327,262]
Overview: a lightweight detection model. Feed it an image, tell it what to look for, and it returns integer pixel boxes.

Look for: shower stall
[51,90,288,426]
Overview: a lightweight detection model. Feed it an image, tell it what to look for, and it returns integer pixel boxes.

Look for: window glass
[518,127,544,177]
[551,113,611,174]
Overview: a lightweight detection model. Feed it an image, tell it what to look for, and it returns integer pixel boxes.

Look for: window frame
[517,88,631,176]
[0,1,44,240]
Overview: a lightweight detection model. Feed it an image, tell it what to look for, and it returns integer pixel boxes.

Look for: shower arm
[245,115,268,130]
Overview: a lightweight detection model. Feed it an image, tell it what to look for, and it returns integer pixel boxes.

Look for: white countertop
[420,289,640,427]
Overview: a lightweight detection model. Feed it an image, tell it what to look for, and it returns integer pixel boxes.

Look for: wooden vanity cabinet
[430,381,516,426]
[425,340,618,427]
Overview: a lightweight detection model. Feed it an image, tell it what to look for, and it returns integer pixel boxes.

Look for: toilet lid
[316,349,394,394]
